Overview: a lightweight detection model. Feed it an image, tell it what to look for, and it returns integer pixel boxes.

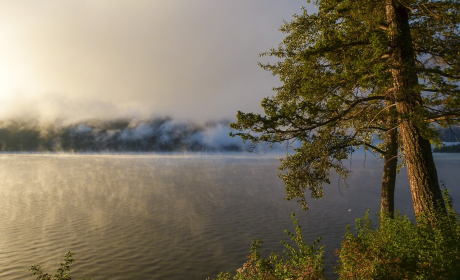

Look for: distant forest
[0,118,244,152]
[433,144,460,153]
[433,126,460,153]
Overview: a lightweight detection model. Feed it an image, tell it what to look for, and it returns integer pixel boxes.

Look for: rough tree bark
[385,0,445,216]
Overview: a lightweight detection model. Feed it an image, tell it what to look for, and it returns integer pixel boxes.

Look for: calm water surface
[0,153,458,279]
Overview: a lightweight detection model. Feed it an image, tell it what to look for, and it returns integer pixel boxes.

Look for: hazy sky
[0,1,313,123]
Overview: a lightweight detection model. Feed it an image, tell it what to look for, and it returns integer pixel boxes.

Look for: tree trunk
[385,0,445,217]
[381,102,398,217]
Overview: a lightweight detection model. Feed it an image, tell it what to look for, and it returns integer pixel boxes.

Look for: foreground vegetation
[209,190,460,280]
[208,214,326,280]
[29,252,91,280]
[30,189,459,280]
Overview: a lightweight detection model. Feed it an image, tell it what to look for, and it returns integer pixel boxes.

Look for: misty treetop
[0,118,244,152]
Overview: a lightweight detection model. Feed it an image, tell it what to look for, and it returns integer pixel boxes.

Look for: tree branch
[284,95,385,133]
[417,67,460,80]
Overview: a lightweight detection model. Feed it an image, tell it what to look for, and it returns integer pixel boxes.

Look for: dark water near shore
[0,153,458,280]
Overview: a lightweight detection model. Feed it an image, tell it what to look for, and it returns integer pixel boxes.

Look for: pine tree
[231,0,460,216]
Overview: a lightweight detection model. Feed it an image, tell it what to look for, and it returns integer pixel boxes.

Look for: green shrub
[209,213,326,280]
[336,189,460,279]
[29,252,92,280]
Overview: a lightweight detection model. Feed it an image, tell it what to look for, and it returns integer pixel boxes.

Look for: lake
[0,153,458,279]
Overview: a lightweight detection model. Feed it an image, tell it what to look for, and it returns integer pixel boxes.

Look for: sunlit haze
[0,0,313,123]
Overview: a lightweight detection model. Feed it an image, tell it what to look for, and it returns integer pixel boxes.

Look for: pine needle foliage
[231,0,460,212]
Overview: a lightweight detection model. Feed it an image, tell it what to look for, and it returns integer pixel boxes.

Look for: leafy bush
[336,189,460,279]
[30,252,92,280]
[209,213,326,280]
[212,188,460,280]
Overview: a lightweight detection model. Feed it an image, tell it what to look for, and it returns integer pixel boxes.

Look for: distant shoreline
[433,143,460,153]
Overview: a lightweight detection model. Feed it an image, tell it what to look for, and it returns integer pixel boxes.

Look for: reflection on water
[0,153,458,280]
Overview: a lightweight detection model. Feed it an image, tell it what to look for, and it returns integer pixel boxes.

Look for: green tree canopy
[231,0,460,215]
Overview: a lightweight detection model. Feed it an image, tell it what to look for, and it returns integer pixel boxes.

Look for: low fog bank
[0,118,253,152]
[0,117,455,153]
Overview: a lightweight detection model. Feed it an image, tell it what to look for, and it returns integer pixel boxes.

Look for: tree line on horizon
[0,118,244,152]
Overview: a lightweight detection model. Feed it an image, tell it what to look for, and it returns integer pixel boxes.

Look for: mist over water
[0,153,459,280]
